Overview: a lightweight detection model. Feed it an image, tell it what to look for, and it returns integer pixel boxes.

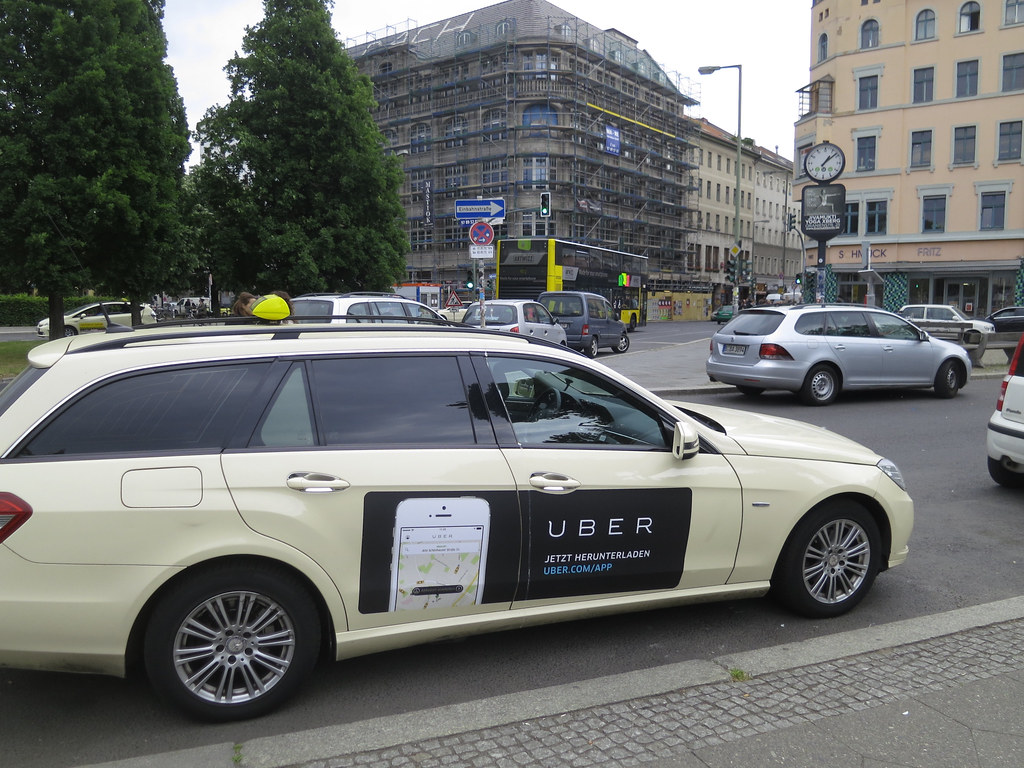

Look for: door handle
[529,472,582,493]
[286,472,350,493]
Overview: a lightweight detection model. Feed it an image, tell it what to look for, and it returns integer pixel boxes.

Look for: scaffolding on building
[346,1,701,290]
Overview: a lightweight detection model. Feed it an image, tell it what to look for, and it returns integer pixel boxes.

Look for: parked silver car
[707,304,972,405]
[460,300,568,345]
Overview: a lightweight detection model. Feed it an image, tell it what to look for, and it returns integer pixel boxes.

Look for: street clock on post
[803,141,846,183]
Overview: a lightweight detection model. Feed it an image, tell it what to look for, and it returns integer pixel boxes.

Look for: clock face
[804,142,846,182]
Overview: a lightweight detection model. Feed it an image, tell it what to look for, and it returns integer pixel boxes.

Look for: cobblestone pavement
[230,615,1024,768]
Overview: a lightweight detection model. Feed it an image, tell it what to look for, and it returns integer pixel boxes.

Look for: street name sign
[456,198,505,225]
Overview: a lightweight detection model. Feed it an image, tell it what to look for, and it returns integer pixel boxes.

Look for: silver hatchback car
[707,304,972,405]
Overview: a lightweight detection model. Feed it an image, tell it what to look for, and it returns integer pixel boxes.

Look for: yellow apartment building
[795,0,1024,315]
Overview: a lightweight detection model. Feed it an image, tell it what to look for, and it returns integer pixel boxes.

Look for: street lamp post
[699,64,743,311]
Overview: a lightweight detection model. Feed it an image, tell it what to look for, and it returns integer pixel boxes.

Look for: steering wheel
[528,388,563,421]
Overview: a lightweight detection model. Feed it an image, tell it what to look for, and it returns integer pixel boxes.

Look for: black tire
[988,456,1024,488]
[144,563,321,721]
[799,363,839,406]
[933,359,961,398]
[628,314,638,332]
[772,501,881,618]
[583,336,599,358]
[62,326,78,337]
[736,385,764,397]
[612,333,630,353]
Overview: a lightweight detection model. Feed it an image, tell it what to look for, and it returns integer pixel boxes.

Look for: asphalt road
[1,323,1019,768]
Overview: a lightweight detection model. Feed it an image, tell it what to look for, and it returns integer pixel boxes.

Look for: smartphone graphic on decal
[388,498,490,612]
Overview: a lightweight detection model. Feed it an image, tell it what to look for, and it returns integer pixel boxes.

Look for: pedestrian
[231,292,256,316]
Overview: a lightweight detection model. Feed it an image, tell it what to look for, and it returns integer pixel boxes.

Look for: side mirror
[672,421,699,460]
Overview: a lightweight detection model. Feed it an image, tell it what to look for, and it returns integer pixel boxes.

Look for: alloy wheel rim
[801,519,870,604]
[172,590,296,704]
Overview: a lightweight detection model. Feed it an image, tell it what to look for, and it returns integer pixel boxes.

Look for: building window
[444,116,469,147]
[915,9,936,40]
[911,130,933,167]
[860,19,880,49]
[998,120,1023,160]
[843,202,860,236]
[981,192,1006,230]
[482,109,507,142]
[953,125,977,164]
[859,75,878,109]
[496,20,514,36]
[481,159,508,186]
[913,67,934,102]
[865,201,888,235]
[956,60,979,97]
[856,136,877,171]
[522,103,557,136]
[959,2,981,32]
[1003,53,1024,91]
[410,122,431,154]
[922,196,946,232]
[818,33,828,62]
[1008,0,1024,25]
[443,165,467,189]
[522,157,550,187]
[456,31,475,47]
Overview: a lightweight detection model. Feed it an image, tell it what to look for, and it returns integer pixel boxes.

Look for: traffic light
[795,274,802,285]
[725,259,736,283]
[786,212,797,231]
[539,191,551,218]
[465,270,474,290]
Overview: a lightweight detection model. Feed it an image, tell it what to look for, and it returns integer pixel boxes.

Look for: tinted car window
[291,299,334,319]
[254,367,315,448]
[485,356,668,449]
[16,364,269,457]
[310,356,477,445]
[794,313,827,336]
[587,297,607,320]
[826,311,871,337]
[901,306,924,320]
[720,311,786,336]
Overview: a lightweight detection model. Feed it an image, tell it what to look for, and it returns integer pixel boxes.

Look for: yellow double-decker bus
[494,239,648,330]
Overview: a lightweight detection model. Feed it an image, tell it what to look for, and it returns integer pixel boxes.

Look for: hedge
[0,294,126,327]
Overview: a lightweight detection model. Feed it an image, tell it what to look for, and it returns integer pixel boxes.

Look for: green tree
[0,0,190,337]
[192,0,407,296]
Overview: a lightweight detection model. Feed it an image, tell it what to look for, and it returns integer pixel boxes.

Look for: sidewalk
[83,598,1024,768]
[79,328,1024,768]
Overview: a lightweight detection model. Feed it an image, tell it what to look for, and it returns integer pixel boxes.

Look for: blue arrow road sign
[455,198,505,224]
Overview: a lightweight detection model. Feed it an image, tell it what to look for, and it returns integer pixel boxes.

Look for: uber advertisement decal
[358,489,692,613]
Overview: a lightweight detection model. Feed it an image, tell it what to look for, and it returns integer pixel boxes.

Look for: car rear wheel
[772,501,880,618]
[737,386,764,397]
[933,359,961,398]
[144,563,321,721]
[612,333,630,353]
[62,326,78,337]
[584,336,599,358]
[988,456,1024,488]
[799,364,839,406]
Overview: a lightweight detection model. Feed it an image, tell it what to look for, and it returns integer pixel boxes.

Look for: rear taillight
[759,343,794,360]
[996,378,1009,411]
[582,324,589,335]
[0,493,32,544]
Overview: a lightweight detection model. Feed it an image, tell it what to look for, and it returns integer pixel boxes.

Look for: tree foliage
[192,0,408,295]
[0,0,191,330]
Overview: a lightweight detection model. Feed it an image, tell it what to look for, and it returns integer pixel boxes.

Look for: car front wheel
[144,563,321,721]
[799,363,839,406]
[772,501,881,618]
[933,359,961,398]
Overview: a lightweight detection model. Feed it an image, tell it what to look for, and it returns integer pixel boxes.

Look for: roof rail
[67,318,574,355]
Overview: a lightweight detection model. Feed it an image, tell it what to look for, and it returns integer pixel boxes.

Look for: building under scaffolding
[346,0,700,291]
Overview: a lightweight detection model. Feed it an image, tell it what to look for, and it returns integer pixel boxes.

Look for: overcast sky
[164,0,811,163]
